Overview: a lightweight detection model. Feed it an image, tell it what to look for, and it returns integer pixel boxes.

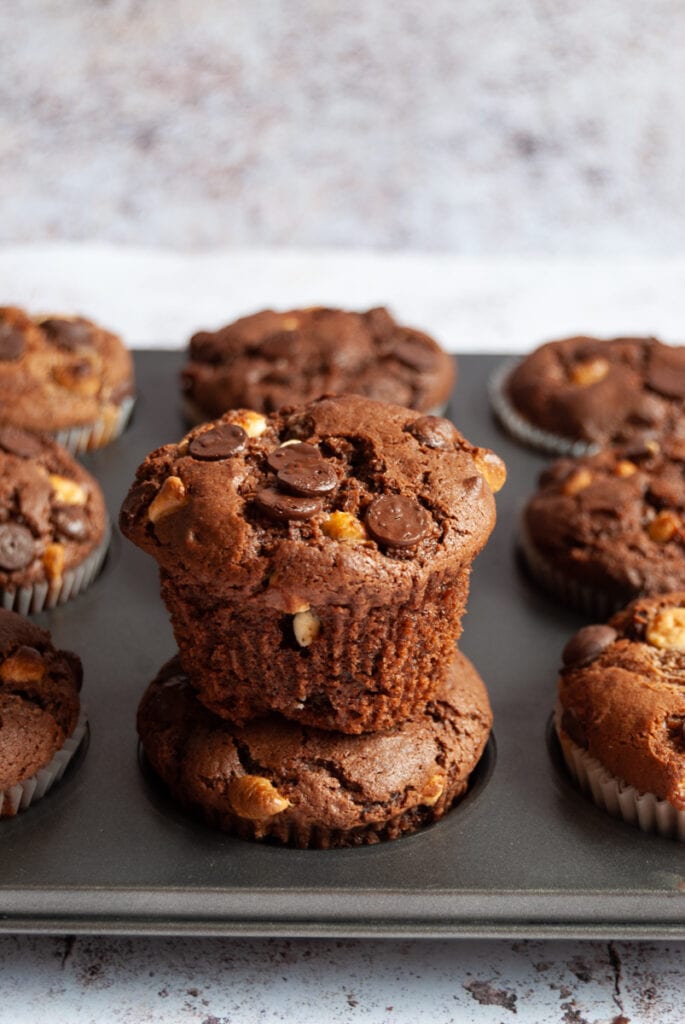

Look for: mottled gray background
[2,0,685,252]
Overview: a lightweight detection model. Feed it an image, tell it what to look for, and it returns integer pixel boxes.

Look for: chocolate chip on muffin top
[181,306,456,419]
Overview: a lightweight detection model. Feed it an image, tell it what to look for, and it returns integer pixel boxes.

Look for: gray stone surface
[3,0,685,252]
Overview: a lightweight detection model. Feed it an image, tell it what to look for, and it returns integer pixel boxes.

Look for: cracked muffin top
[558,593,685,808]
[0,425,107,591]
[120,395,505,611]
[507,335,685,448]
[181,306,456,419]
[0,608,82,791]
[523,439,685,600]
[0,305,134,433]
[137,650,492,846]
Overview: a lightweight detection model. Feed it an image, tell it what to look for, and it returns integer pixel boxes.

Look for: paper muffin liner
[488,358,600,457]
[518,520,629,618]
[0,706,87,818]
[50,394,135,454]
[554,706,685,842]
[1,522,111,616]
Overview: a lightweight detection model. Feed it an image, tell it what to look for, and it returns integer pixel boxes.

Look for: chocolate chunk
[189,423,247,460]
[0,426,44,458]
[408,415,458,450]
[52,506,90,542]
[277,456,338,497]
[41,318,93,352]
[365,495,431,547]
[266,443,321,473]
[390,336,438,372]
[562,625,617,668]
[254,487,322,522]
[259,332,295,360]
[0,523,36,571]
[0,322,25,361]
[646,344,685,399]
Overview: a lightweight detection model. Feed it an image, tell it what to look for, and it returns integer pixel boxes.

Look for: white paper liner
[488,358,600,457]
[554,706,685,842]
[518,519,629,618]
[0,706,87,818]
[1,522,111,615]
[50,394,135,454]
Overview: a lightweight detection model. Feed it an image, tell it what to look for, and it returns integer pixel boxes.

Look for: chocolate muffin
[0,608,85,817]
[490,335,685,456]
[0,305,135,452]
[181,306,455,421]
[138,650,492,848]
[521,439,685,616]
[0,425,109,613]
[556,595,685,840]
[120,395,505,733]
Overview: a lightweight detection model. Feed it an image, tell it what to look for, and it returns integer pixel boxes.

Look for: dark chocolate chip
[390,337,438,372]
[0,425,44,458]
[365,494,431,548]
[188,423,247,460]
[0,523,36,571]
[52,506,90,542]
[560,708,589,749]
[407,415,458,450]
[266,443,322,473]
[0,321,25,361]
[254,487,322,522]
[277,457,338,497]
[40,318,93,351]
[645,344,685,399]
[562,624,617,668]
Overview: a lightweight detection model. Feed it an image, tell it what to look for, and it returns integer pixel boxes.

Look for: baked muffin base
[555,708,684,843]
[138,650,493,849]
[0,706,87,818]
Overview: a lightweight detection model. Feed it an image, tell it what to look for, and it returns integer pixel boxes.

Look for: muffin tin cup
[51,395,135,455]
[0,706,88,818]
[1,523,111,616]
[554,708,685,843]
[488,358,600,457]
[518,520,629,618]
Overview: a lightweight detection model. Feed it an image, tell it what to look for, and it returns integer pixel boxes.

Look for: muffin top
[0,305,134,432]
[138,650,492,845]
[507,335,685,448]
[558,593,685,808]
[523,439,685,599]
[0,425,107,591]
[0,608,82,791]
[181,306,456,418]
[120,394,505,611]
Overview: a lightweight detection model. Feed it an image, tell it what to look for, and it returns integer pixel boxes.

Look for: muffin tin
[0,351,683,939]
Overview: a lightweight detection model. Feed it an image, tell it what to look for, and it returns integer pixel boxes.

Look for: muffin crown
[0,305,134,432]
[508,335,685,447]
[0,426,106,589]
[120,394,503,609]
[181,306,455,416]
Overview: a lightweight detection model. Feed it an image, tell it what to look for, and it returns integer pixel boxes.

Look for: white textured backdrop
[3,0,685,253]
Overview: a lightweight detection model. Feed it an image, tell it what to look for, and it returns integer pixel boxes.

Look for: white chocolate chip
[293,609,321,647]
[234,411,267,438]
[49,474,86,506]
[148,476,188,523]
[646,607,685,650]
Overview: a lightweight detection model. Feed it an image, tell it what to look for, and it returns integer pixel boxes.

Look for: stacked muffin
[121,394,505,847]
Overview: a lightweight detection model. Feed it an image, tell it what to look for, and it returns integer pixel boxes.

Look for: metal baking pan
[1,351,683,939]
